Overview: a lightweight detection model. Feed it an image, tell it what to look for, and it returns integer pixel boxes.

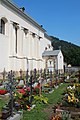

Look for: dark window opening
[0,19,5,34]
[15,27,17,53]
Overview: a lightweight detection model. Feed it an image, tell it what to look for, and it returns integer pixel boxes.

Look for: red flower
[18,89,26,95]
[34,83,40,90]
[0,89,7,95]
[26,87,30,92]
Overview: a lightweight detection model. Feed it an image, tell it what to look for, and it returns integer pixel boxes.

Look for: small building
[42,49,64,74]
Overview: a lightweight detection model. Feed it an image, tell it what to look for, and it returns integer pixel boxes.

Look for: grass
[0,83,69,120]
[22,83,69,120]
[0,99,7,111]
[44,84,67,104]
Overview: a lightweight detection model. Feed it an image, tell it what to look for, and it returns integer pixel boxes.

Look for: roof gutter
[1,0,46,33]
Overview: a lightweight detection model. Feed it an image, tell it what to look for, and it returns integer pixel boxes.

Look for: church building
[0,0,52,72]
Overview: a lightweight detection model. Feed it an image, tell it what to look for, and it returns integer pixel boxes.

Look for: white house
[0,0,51,73]
[42,50,64,74]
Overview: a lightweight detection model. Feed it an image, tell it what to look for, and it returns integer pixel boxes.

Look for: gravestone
[75,71,80,83]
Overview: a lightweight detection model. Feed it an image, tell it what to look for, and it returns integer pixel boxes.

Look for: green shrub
[33,95,48,104]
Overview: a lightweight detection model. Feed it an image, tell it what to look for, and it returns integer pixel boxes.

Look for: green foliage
[0,83,69,120]
[61,111,71,120]
[33,95,48,104]
[62,100,70,107]
[34,88,39,94]
[14,92,23,99]
[51,36,80,66]
[0,99,6,111]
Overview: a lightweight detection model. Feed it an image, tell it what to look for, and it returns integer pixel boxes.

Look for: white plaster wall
[57,51,64,70]
[0,34,9,72]
[55,58,58,70]
[40,36,51,69]
[0,1,51,72]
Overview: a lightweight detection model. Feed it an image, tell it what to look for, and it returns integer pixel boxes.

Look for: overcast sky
[12,0,80,46]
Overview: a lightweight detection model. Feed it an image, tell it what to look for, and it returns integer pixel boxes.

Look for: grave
[1,70,23,120]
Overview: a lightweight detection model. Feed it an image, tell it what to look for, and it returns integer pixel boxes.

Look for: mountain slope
[51,36,80,66]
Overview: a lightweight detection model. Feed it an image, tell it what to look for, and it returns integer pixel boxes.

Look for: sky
[12,0,80,46]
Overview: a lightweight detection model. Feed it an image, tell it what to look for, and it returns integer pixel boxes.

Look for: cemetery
[0,68,80,120]
[0,0,80,120]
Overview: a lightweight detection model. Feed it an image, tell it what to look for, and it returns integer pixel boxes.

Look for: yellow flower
[68,95,71,102]
[14,93,17,96]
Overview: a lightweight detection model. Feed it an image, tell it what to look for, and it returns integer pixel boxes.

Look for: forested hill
[51,36,80,66]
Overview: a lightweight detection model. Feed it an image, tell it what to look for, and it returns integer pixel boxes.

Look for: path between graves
[42,83,69,120]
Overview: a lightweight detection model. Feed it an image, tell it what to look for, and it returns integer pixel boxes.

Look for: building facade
[42,50,64,74]
[0,0,51,72]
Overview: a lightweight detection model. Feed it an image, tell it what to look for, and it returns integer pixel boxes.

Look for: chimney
[20,7,25,12]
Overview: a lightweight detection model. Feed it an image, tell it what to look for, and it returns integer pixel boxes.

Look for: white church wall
[0,34,9,71]
[0,1,51,72]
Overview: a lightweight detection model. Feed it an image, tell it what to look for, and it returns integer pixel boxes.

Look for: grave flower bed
[50,83,80,120]
[14,88,31,110]
[14,83,48,111]
[61,83,80,109]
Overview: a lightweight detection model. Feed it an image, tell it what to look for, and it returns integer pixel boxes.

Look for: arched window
[0,19,5,34]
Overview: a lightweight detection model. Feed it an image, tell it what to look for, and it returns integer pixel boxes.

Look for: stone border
[7,111,23,120]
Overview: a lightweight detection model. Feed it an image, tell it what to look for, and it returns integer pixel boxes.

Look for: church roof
[42,50,61,57]
[0,0,46,33]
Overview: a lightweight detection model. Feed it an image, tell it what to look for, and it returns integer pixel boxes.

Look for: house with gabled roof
[42,49,64,74]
